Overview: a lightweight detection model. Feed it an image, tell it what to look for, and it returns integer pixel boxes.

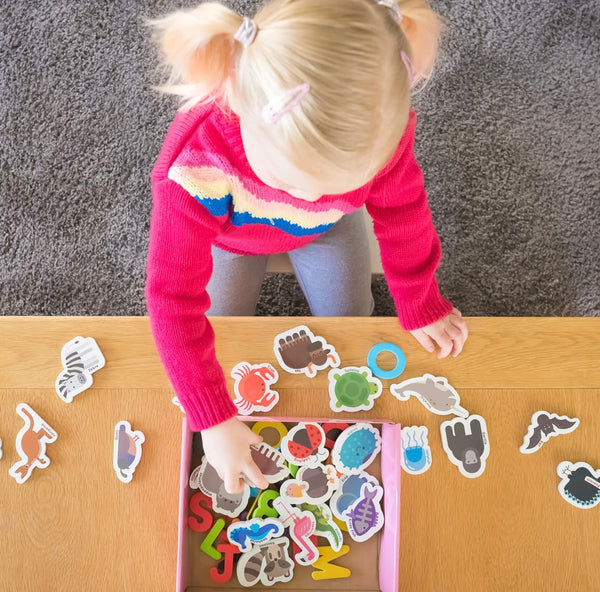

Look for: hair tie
[375,0,403,23]
[262,83,311,124]
[234,17,258,48]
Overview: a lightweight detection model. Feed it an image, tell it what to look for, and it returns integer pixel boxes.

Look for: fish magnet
[520,411,579,454]
[113,421,144,483]
[343,483,385,543]
[236,536,294,587]
[190,456,250,517]
[401,426,432,475]
[274,325,340,377]
[281,422,328,468]
[280,464,339,505]
[55,336,105,403]
[330,472,381,520]
[557,461,600,509]
[390,373,468,417]
[327,366,382,413]
[250,442,289,483]
[9,404,58,484]
[227,518,285,553]
[273,497,319,565]
[331,423,382,476]
[231,362,279,415]
[440,415,490,479]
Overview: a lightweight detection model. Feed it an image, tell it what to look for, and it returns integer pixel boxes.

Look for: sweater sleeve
[365,111,453,331]
[145,176,237,431]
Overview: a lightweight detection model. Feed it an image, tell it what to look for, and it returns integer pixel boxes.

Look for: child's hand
[201,417,270,494]
[409,307,468,358]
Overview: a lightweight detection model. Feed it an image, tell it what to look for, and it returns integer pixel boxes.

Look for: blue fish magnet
[331,423,381,475]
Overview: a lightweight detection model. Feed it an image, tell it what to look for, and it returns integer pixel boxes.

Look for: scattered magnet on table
[330,471,380,520]
[8,403,58,484]
[236,536,294,587]
[301,503,344,552]
[557,461,600,509]
[390,373,468,417]
[55,336,106,403]
[440,415,490,479]
[331,423,381,476]
[113,420,145,483]
[227,517,285,553]
[273,497,319,565]
[343,482,385,543]
[274,325,340,378]
[281,422,328,468]
[401,426,432,475]
[231,362,279,415]
[280,464,339,505]
[327,366,382,413]
[520,411,579,454]
[250,442,289,483]
[367,342,406,380]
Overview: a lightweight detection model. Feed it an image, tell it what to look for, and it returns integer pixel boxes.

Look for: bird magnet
[273,497,319,565]
[274,325,340,378]
[441,415,490,479]
[9,404,58,484]
[281,422,328,468]
[520,411,579,454]
[55,336,105,403]
[231,362,279,415]
[236,536,294,587]
[343,482,385,543]
[227,518,285,553]
[280,464,339,505]
[331,423,382,476]
[113,421,144,483]
[401,426,432,475]
[250,442,289,483]
[330,472,381,521]
[390,373,468,418]
[327,366,382,413]
[557,461,600,509]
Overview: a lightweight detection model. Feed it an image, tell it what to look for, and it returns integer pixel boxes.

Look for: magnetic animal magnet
[227,518,284,553]
[331,423,382,475]
[301,503,344,552]
[280,464,339,505]
[343,483,385,543]
[192,456,250,517]
[274,325,340,377]
[273,497,319,565]
[281,422,328,467]
[557,461,600,509]
[401,426,432,475]
[520,411,579,454]
[9,403,58,484]
[440,415,490,479]
[231,362,279,415]
[236,536,294,587]
[113,420,145,483]
[330,472,380,520]
[367,342,406,380]
[55,336,105,403]
[250,442,289,483]
[327,366,383,413]
[390,373,468,418]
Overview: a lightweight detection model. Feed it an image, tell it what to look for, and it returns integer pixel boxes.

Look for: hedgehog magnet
[557,461,600,509]
[113,421,145,483]
[328,366,382,413]
[281,422,328,468]
[342,482,385,543]
[9,404,58,484]
[280,464,339,505]
[231,362,279,415]
[401,426,432,475]
[520,411,579,454]
[440,415,490,479]
[390,373,468,418]
[55,336,105,403]
[274,325,340,378]
[331,423,382,476]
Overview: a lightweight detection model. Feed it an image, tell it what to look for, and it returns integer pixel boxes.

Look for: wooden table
[1,317,599,591]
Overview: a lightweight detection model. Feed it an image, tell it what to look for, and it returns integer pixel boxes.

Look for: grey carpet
[1,1,598,318]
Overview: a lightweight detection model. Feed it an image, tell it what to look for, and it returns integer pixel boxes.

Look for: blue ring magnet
[367,342,406,380]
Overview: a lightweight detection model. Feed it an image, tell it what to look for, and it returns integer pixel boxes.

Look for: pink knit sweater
[146,102,453,431]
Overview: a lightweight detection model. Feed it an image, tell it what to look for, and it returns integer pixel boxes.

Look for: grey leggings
[206,208,374,317]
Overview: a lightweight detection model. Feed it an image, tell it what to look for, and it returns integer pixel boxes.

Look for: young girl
[146,0,468,493]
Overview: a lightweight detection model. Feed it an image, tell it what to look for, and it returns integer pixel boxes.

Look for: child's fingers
[223,471,245,494]
[248,429,263,447]
[445,324,466,357]
[432,329,453,359]
[411,329,436,353]
[243,460,269,490]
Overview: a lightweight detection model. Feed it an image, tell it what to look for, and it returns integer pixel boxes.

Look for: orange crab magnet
[231,362,279,415]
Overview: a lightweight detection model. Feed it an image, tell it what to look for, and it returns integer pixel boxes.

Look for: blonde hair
[148,0,442,182]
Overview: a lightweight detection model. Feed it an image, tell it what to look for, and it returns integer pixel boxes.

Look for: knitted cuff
[395,281,454,331]
[181,383,238,432]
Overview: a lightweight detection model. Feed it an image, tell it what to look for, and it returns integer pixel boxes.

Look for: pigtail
[147,3,243,109]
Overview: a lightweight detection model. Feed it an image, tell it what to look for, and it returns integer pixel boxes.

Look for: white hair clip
[262,83,310,124]
[234,17,258,48]
[376,0,403,23]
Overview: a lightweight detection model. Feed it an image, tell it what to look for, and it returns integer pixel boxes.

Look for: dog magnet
[520,411,579,454]
[401,426,432,475]
[557,461,600,509]
[328,366,382,413]
[227,518,285,553]
[55,336,105,402]
[236,536,294,587]
[281,422,328,468]
[280,464,339,505]
[331,423,382,475]
[9,404,58,484]
[113,421,145,483]
[231,362,279,415]
[390,373,468,417]
[441,415,490,479]
[274,325,340,377]
[343,482,385,543]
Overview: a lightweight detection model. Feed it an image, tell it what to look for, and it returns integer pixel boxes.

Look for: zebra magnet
[55,336,105,403]
[113,421,145,483]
